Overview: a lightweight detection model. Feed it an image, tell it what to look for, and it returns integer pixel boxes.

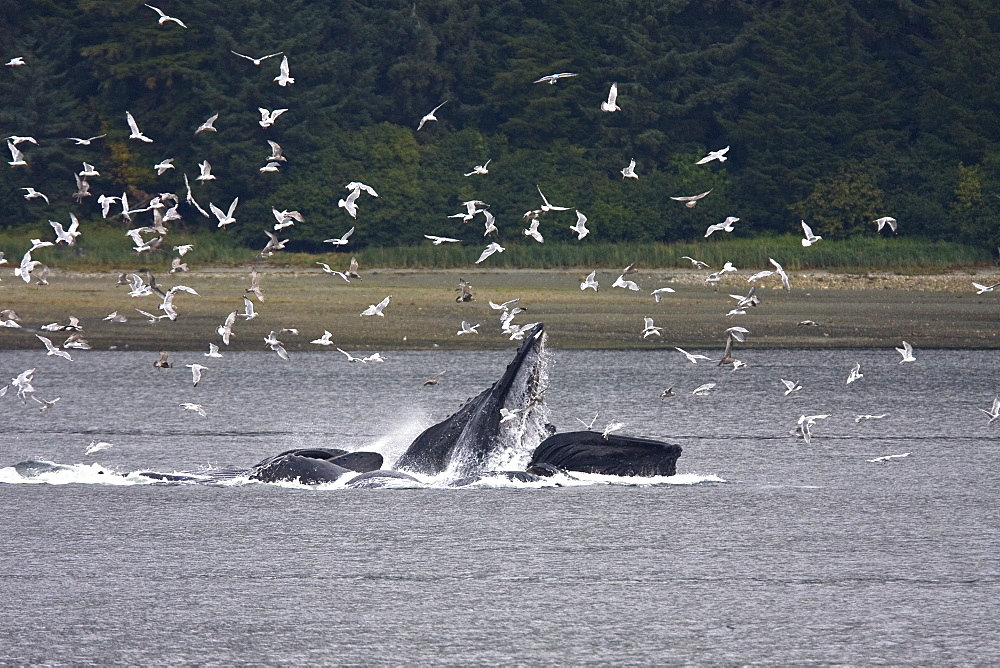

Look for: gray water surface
[2,348,998,664]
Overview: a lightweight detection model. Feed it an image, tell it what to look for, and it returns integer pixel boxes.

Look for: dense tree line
[0,0,998,255]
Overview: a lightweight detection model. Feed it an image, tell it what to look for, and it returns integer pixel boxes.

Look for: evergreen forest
[1,0,998,258]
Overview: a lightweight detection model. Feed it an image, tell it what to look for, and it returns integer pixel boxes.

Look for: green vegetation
[3,223,985,273]
[2,0,999,258]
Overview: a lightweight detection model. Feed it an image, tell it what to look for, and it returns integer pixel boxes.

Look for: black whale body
[249,448,383,484]
[528,431,682,477]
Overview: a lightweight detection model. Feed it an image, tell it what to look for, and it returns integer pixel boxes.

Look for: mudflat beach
[1,267,998,351]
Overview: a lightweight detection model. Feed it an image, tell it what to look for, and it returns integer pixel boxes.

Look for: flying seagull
[895,340,916,364]
[464,159,490,176]
[696,146,729,164]
[231,50,283,66]
[705,216,739,237]
[361,295,391,317]
[424,234,460,245]
[67,135,106,145]
[580,270,599,292]
[569,210,589,240]
[417,101,447,131]
[873,216,897,233]
[324,226,355,246]
[620,158,638,180]
[675,347,713,364]
[847,363,863,385]
[980,395,1000,425]
[800,220,822,247]
[195,113,219,134]
[601,82,620,112]
[145,4,187,28]
[185,364,208,387]
[126,112,153,142]
[534,72,577,84]
[258,107,287,128]
[972,281,1000,294]
[274,55,294,86]
[671,190,712,208]
[474,242,505,264]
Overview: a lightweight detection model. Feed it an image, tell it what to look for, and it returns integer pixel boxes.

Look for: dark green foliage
[0,0,998,263]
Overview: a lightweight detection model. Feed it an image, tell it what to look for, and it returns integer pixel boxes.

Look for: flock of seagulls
[1,9,996,462]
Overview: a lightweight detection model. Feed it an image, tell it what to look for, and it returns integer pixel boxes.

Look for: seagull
[641,317,663,339]
[867,453,911,463]
[692,383,716,396]
[346,257,361,279]
[72,174,91,202]
[361,295,391,317]
[482,209,498,237]
[231,50,283,65]
[456,278,474,302]
[855,414,889,422]
[5,56,26,66]
[50,214,81,245]
[7,141,26,166]
[258,160,281,172]
[489,298,520,311]
[209,197,239,228]
[185,364,208,387]
[245,267,265,302]
[705,261,737,285]
[800,220,822,247]
[169,258,188,274]
[260,230,289,257]
[972,281,1000,294]
[794,414,830,445]
[417,101,447,131]
[183,173,210,218]
[534,72,577,84]
[847,363,863,384]
[671,189,712,208]
[574,412,600,429]
[153,351,173,368]
[315,262,349,281]
[173,244,193,256]
[523,218,544,243]
[536,185,570,212]
[338,189,360,218]
[781,379,802,396]
[266,140,287,162]
[273,55,294,86]
[36,335,72,361]
[258,107,287,128]
[696,146,730,164]
[264,331,289,360]
[181,403,207,417]
[612,274,640,291]
[272,209,304,230]
[729,286,760,309]
[659,388,676,398]
[311,330,335,346]
[68,134,106,146]
[724,326,750,343]
[499,407,522,423]
[217,311,237,344]
[797,320,819,327]
[705,216,739,237]
[336,348,364,363]
[424,234,461,245]
[145,4,187,27]
[601,82,620,112]
[423,371,446,386]
[196,160,216,181]
[205,343,223,358]
[85,440,112,455]
[475,242,505,264]
[346,182,379,198]
[239,296,257,321]
[580,270,599,291]
[362,352,385,363]
[464,159,490,176]
[681,256,710,269]
[153,158,175,175]
[126,111,153,142]
[650,287,676,302]
[769,257,791,290]
[873,216,897,233]
[568,210,590,240]
[620,158,638,179]
[601,420,624,439]
[980,395,1000,424]
[79,162,100,177]
[195,113,219,134]
[21,188,49,204]
[895,340,916,363]
[32,395,61,413]
[457,321,480,336]
[675,347,713,364]
[324,226,355,246]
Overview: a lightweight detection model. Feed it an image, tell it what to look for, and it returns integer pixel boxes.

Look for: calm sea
[1,347,998,665]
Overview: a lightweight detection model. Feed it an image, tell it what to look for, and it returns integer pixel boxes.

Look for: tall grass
[0,225,990,272]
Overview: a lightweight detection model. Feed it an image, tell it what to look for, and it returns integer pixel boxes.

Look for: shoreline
[1,267,998,351]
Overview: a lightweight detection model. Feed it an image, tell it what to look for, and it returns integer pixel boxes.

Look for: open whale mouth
[393,323,550,479]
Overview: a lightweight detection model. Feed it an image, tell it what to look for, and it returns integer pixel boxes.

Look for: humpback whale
[6,323,681,486]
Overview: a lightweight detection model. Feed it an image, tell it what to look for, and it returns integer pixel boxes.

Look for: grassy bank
[1,266,998,352]
[2,225,992,273]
